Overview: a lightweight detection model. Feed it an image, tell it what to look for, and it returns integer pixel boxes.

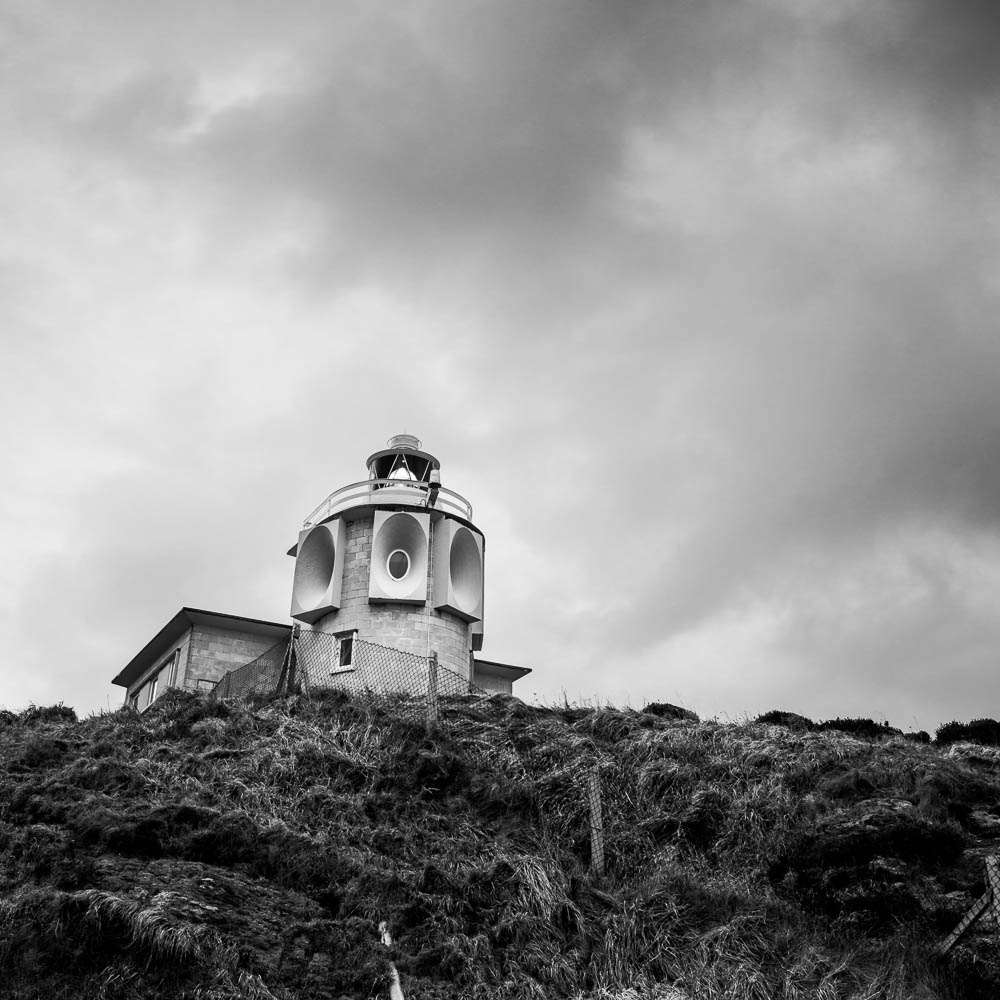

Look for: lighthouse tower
[288,435,486,680]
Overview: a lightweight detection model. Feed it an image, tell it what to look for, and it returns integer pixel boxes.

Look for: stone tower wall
[312,512,472,678]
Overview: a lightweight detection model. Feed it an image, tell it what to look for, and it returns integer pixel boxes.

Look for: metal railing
[303,478,473,527]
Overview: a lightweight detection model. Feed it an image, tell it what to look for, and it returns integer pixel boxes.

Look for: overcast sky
[2,0,1000,732]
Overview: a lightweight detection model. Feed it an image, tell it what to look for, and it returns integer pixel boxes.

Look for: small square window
[331,630,357,675]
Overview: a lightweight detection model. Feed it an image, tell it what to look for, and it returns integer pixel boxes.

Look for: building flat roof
[473,658,532,682]
[112,607,292,689]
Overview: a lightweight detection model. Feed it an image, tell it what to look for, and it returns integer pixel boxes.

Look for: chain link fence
[211,627,486,722]
[211,638,288,700]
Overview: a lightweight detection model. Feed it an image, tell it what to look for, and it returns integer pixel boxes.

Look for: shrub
[755,710,814,730]
[373,736,472,800]
[641,702,698,722]
[14,735,71,770]
[817,718,901,739]
[145,688,235,739]
[770,805,966,932]
[467,773,537,822]
[818,768,878,802]
[935,718,1000,747]
[678,788,730,850]
[19,704,77,726]
[573,707,640,742]
[185,811,258,866]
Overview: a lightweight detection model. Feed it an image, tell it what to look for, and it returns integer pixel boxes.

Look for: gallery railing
[303,478,473,527]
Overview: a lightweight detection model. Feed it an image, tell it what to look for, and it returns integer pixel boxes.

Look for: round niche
[449,526,483,612]
[294,524,336,609]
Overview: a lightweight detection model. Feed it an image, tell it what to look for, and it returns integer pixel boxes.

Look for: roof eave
[112,607,292,689]
[473,658,532,682]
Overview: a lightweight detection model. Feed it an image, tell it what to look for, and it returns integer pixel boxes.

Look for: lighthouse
[288,435,519,687]
[113,434,528,709]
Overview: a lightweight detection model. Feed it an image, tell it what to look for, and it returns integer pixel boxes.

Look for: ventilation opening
[387,549,410,581]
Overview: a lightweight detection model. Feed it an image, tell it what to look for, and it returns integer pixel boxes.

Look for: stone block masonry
[183,625,286,689]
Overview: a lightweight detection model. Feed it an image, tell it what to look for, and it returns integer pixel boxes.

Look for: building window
[167,650,180,687]
[331,630,357,675]
[196,679,215,692]
[146,674,159,707]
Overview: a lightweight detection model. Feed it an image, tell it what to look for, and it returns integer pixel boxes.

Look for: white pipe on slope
[378,920,405,1000]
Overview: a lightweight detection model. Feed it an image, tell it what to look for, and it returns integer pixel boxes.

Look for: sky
[2,0,1000,733]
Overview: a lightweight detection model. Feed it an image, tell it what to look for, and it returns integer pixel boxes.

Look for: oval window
[387,549,410,581]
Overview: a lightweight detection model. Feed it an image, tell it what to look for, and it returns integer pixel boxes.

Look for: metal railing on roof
[303,478,473,527]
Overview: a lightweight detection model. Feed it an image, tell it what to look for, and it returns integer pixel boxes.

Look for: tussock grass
[75,888,222,964]
[1,690,999,997]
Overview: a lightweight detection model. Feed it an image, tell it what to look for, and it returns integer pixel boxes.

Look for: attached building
[112,608,291,710]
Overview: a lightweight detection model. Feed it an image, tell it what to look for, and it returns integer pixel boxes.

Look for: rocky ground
[1,693,999,999]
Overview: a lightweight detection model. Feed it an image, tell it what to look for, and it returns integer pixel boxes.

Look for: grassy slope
[1,692,999,1000]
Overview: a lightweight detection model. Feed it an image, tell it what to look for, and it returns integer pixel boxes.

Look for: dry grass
[0,690,998,998]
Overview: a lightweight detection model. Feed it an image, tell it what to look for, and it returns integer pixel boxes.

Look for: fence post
[426,651,439,732]
[588,766,605,878]
[274,630,297,696]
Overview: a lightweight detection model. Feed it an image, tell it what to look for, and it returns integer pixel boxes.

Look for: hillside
[1,692,999,999]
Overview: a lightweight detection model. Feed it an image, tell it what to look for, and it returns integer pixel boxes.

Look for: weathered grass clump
[1,690,999,998]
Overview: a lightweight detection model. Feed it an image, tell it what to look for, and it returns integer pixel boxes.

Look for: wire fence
[209,631,614,878]
[211,627,486,724]
[211,638,288,700]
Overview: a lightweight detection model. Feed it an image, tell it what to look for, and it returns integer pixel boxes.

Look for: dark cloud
[3,0,1000,730]
[55,2,802,300]
[843,0,1000,120]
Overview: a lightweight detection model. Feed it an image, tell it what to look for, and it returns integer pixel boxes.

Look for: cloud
[1,0,999,731]
[840,0,1000,129]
